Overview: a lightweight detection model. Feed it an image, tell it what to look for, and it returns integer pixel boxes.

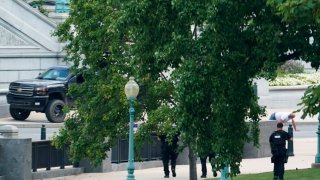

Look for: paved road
[0,112,64,127]
[0,109,319,141]
[0,112,63,140]
[18,128,58,141]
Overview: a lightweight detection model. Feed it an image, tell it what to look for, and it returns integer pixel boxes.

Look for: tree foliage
[268,0,320,23]
[53,0,320,178]
[52,0,131,165]
[268,0,320,69]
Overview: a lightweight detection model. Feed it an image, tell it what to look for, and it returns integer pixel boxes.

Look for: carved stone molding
[0,25,30,47]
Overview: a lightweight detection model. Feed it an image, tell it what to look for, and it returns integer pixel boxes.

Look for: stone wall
[0,90,8,118]
[0,138,32,180]
[0,56,66,89]
[243,121,274,158]
[0,124,83,179]
[255,78,307,109]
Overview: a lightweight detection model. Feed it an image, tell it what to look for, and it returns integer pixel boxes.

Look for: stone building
[0,0,68,117]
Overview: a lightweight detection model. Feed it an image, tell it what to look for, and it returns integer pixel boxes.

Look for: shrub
[279,60,304,74]
[269,72,320,86]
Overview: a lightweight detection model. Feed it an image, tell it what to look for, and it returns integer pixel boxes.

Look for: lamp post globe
[125,76,139,180]
[125,77,139,99]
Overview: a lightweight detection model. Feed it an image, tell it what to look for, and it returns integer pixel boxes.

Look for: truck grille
[9,84,34,96]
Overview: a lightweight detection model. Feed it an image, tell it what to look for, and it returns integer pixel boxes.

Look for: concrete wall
[0,138,32,180]
[243,121,274,158]
[255,78,307,109]
[0,90,8,118]
[80,151,113,173]
[0,125,83,180]
[0,56,67,89]
[32,168,84,180]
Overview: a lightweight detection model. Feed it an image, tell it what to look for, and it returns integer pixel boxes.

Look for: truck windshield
[37,68,70,81]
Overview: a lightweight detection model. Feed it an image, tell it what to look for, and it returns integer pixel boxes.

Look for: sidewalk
[49,138,317,180]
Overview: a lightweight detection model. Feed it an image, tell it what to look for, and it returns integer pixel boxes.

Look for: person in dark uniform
[159,133,179,178]
[269,122,292,180]
[200,152,217,178]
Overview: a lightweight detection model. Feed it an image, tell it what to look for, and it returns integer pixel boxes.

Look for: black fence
[32,136,162,171]
[32,140,75,172]
[111,135,162,163]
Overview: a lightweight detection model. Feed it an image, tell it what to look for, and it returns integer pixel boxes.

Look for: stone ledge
[269,85,309,91]
[0,53,65,58]
[0,89,8,95]
[0,123,63,129]
[311,163,320,168]
[32,167,84,180]
[111,160,163,172]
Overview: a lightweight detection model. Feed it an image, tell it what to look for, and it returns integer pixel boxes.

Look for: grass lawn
[209,168,320,180]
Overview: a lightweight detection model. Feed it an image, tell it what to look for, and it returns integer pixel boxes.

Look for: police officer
[159,133,179,178]
[200,152,217,178]
[269,122,292,180]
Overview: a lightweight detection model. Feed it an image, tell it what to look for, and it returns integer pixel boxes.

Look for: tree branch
[279,51,302,62]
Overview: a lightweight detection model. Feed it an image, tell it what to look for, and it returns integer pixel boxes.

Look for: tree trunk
[188,146,197,180]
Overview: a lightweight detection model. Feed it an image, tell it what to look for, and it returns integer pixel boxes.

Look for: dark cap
[277,122,283,128]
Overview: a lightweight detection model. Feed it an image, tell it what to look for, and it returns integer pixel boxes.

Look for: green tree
[268,0,320,23]
[53,0,320,178]
[123,0,287,176]
[52,0,132,165]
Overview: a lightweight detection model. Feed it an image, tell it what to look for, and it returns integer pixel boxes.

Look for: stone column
[0,138,32,180]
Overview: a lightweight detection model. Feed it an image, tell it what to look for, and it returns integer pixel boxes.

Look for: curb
[0,122,64,128]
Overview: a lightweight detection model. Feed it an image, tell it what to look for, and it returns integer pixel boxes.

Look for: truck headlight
[35,86,48,96]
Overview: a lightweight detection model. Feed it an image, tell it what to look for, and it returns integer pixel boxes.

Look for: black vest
[270,130,289,156]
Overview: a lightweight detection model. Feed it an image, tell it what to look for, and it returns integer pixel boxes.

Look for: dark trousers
[273,155,285,180]
[162,146,178,176]
[200,153,215,175]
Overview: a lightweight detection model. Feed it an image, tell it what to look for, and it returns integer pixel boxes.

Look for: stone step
[48,12,69,23]
[43,5,56,13]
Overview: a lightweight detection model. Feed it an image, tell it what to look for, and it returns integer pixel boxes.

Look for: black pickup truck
[6,66,82,123]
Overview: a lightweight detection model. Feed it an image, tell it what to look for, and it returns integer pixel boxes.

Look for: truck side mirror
[76,74,84,84]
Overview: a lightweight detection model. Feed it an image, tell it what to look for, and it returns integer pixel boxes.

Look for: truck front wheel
[45,99,66,123]
[10,106,31,121]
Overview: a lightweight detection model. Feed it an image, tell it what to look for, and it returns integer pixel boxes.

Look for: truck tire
[9,105,31,121]
[45,99,66,123]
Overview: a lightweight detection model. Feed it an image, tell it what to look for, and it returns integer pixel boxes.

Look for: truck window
[38,68,70,81]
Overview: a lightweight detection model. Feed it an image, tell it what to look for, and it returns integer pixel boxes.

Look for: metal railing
[111,135,162,164]
[32,140,76,172]
[32,135,162,171]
